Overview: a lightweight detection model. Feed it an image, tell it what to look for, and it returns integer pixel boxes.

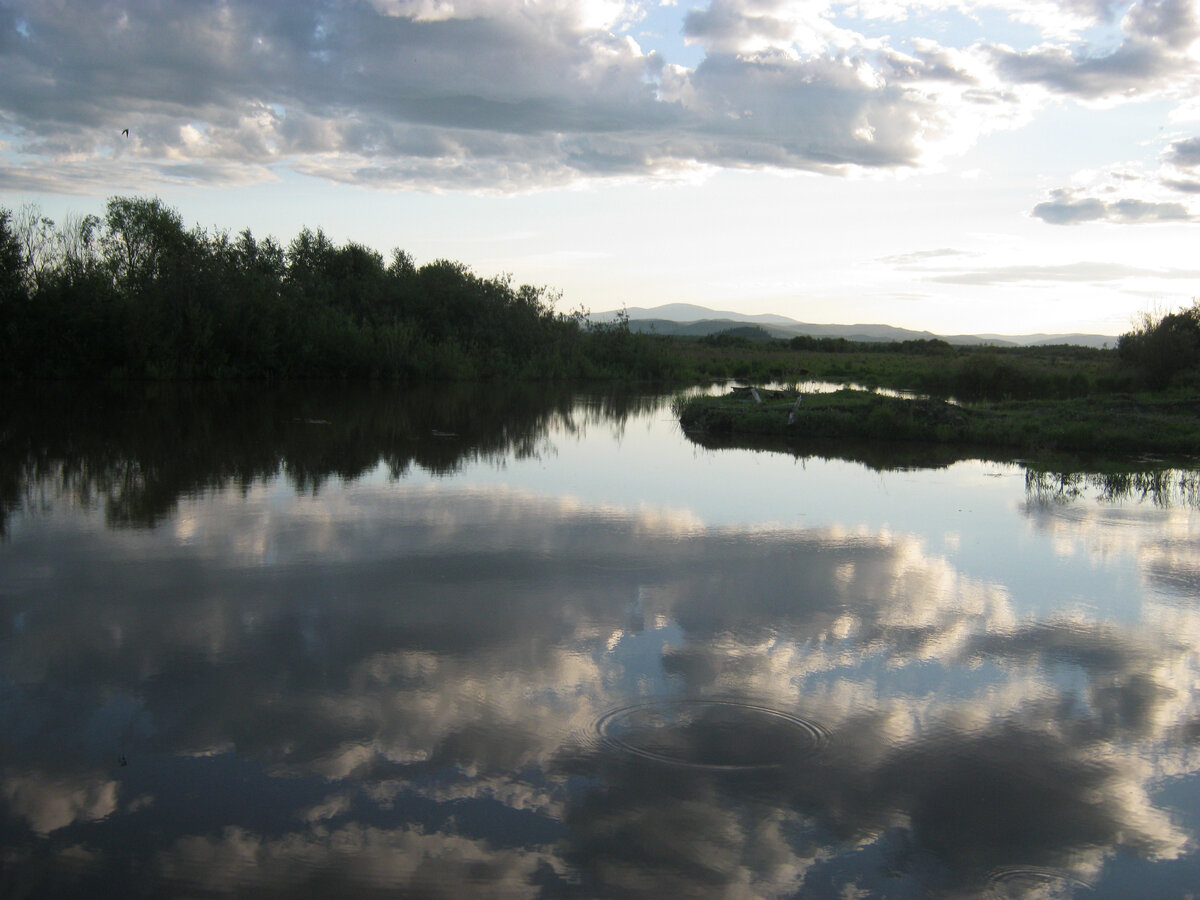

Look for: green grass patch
[677,387,1200,456]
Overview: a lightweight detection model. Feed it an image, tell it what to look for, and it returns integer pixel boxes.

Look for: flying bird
[121,128,129,137]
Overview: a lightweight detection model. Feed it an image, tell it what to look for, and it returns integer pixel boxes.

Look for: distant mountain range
[588,303,1116,349]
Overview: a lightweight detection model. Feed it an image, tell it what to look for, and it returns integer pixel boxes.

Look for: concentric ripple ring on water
[594,698,828,771]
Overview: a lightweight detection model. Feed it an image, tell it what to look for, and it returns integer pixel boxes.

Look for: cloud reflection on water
[3,473,1199,897]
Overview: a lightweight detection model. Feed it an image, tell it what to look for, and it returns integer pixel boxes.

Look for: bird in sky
[121,128,129,137]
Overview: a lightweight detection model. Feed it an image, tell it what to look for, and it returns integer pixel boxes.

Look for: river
[1,383,1198,898]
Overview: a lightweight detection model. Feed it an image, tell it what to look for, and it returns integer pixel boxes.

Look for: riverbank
[675,386,1200,456]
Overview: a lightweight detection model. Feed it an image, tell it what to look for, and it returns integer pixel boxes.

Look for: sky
[2,0,1200,336]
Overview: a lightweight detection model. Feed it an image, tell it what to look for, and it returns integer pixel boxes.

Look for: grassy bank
[676,387,1200,456]
[664,337,1135,400]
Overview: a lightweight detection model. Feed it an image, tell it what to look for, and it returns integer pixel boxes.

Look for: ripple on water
[594,698,828,771]
[987,867,1093,899]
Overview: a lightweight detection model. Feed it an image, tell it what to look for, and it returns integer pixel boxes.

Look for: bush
[1118,302,1200,389]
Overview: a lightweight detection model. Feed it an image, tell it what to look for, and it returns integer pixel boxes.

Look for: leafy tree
[0,209,28,376]
[12,204,58,291]
[1118,302,1200,389]
[102,196,190,291]
[388,248,416,278]
[0,208,24,305]
[57,213,103,282]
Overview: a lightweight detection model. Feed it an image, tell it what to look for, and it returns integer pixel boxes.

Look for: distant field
[663,336,1134,401]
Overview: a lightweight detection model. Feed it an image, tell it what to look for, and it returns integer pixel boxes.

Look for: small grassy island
[677,385,1200,457]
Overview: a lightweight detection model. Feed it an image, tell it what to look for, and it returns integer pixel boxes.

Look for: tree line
[0,197,676,381]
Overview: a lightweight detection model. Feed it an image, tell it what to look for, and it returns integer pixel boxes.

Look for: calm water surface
[2,384,1199,898]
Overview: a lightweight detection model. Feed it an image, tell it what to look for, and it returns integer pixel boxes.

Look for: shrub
[1118,302,1200,389]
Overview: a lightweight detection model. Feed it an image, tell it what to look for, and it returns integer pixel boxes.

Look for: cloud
[1,770,120,835]
[970,0,1131,40]
[877,41,979,86]
[1125,0,1200,47]
[1163,177,1200,193]
[682,0,868,56]
[877,247,971,266]
[969,619,1186,734]
[1160,134,1200,193]
[9,0,1191,196]
[0,1,671,190]
[1028,131,1200,224]
[1166,135,1200,168]
[1032,188,1195,224]
[0,157,279,196]
[671,52,939,170]
[992,43,1173,99]
[0,0,1037,193]
[928,260,1200,284]
[157,824,552,897]
[684,0,799,53]
[988,0,1200,99]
